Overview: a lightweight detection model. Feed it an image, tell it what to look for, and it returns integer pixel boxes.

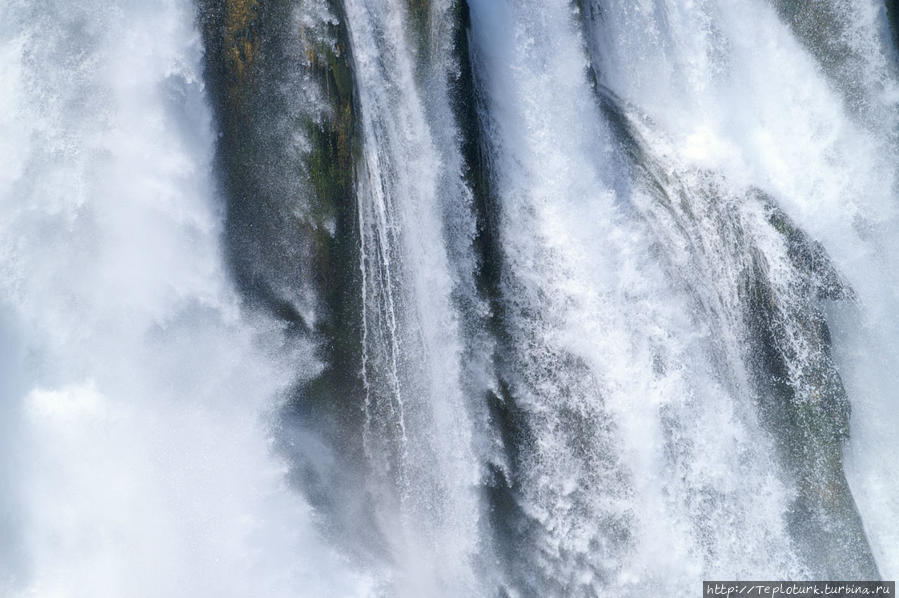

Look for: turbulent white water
[0,1,371,596]
[583,0,899,581]
[468,1,812,591]
[346,0,484,593]
[1,0,898,596]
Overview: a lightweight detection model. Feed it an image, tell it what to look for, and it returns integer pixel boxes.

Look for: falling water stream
[1,0,897,596]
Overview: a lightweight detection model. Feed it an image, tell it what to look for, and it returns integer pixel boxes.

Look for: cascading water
[343,0,486,593]
[0,1,373,596]
[1,0,897,596]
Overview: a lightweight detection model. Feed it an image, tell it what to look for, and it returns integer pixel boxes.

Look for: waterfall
[1,0,897,596]
[344,0,485,593]
[0,1,371,596]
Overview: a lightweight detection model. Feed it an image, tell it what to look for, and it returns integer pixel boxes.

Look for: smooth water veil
[1,0,897,596]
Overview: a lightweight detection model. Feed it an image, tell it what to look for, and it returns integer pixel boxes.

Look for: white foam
[0,1,373,595]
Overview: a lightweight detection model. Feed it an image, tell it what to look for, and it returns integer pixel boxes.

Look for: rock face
[601,92,878,578]
[771,0,899,136]
[890,0,899,53]
[197,0,358,335]
[196,0,372,541]
[743,202,876,579]
[199,2,359,354]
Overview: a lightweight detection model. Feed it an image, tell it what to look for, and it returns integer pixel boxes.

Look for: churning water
[1,0,897,596]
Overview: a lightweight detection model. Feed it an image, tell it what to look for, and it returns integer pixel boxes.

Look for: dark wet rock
[197,0,382,560]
